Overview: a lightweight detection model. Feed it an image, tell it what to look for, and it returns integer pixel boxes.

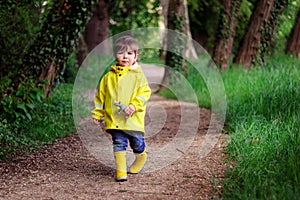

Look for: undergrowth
[211,55,299,199]
[0,83,75,159]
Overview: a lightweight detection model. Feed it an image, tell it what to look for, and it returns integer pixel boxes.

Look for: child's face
[115,48,137,66]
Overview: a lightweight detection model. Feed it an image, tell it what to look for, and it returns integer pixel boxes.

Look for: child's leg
[114,151,127,181]
[109,130,129,181]
[127,131,147,174]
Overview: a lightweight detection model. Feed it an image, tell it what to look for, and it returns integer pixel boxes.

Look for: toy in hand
[114,101,129,118]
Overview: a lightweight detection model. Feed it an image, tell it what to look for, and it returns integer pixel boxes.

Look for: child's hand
[93,118,104,125]
[125,104,136,116]
[93,118,105,129]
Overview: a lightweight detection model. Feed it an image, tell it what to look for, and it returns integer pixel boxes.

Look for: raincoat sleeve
[91,76,106,120]
[130,74,151,112]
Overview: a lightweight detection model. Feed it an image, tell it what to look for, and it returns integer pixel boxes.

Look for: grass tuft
[194,55,300,200]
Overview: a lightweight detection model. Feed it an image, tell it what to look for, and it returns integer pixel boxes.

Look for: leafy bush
[0,83,75,159]
[0,78,45,122]
[0,1,42,78]
[0,77,45,158]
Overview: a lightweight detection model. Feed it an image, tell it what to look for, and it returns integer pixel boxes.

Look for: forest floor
[0,64,228,200]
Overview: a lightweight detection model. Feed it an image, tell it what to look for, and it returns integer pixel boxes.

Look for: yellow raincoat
[91,64,151,133]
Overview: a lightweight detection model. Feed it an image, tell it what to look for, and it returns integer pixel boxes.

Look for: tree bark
[213,0,242,70]
[39,60,58,98]
[159,0,169,60]
[84,0,110,53]
[286,8,300,58]
[162,0,186,86]
[233,0,275,68]
[183,0,197,60]
[76,35,89,66]
[259,0,289,65]
[22,0,97,98]
[161,0,196,60]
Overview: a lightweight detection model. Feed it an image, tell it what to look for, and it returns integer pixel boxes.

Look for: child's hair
[113,35,139,56]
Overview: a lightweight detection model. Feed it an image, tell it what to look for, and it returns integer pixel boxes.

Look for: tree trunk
[161,0,196,61]
[162,0,186,86]
[159,0,169,60]
[233,0,275,68]
[183,0,197,60]
[213,0,242,70]
[286,8,300,58]
[259,0,289,65]
[76,35,89,66]
[84,0,110,53]
[22,0,97,97]
[39,60,58,98]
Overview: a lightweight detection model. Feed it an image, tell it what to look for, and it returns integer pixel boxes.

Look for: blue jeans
[107,129,146,153]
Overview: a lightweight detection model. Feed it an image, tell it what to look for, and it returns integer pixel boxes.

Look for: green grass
[24,83,76,141]
[189,55,300,199]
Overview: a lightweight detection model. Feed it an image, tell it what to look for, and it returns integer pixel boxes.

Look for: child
[91,35,151,182]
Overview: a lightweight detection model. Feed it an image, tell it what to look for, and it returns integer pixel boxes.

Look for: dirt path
[0,64,228,200]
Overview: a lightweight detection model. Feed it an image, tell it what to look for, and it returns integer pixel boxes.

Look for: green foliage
[139,49,164,64]
[224,118,300,199]
[0,83,75,159]
[173,54,300,199]
[60,52,79,84]
[277,0,300,37]
[224,55,300,122]
[220,55,300,199]
[273,0,300,56]
[23,84,75,141]
[257,0,290,66]
[109,0,160,35]
[185,63,213,108]
[166,14,186,73]
[233,0,254,53]
[0,0,97,115]
[0,1,42,78]
[187,0,256,54]
[188,0,223,51]
[0,76,45,158]
[215,0,243,45]
[23,0,97,79]
[0,78,45,123]
[0,1,97,160]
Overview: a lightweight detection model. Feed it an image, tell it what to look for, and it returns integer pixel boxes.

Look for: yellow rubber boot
[114,151,127,182]
[129,149,147,174]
